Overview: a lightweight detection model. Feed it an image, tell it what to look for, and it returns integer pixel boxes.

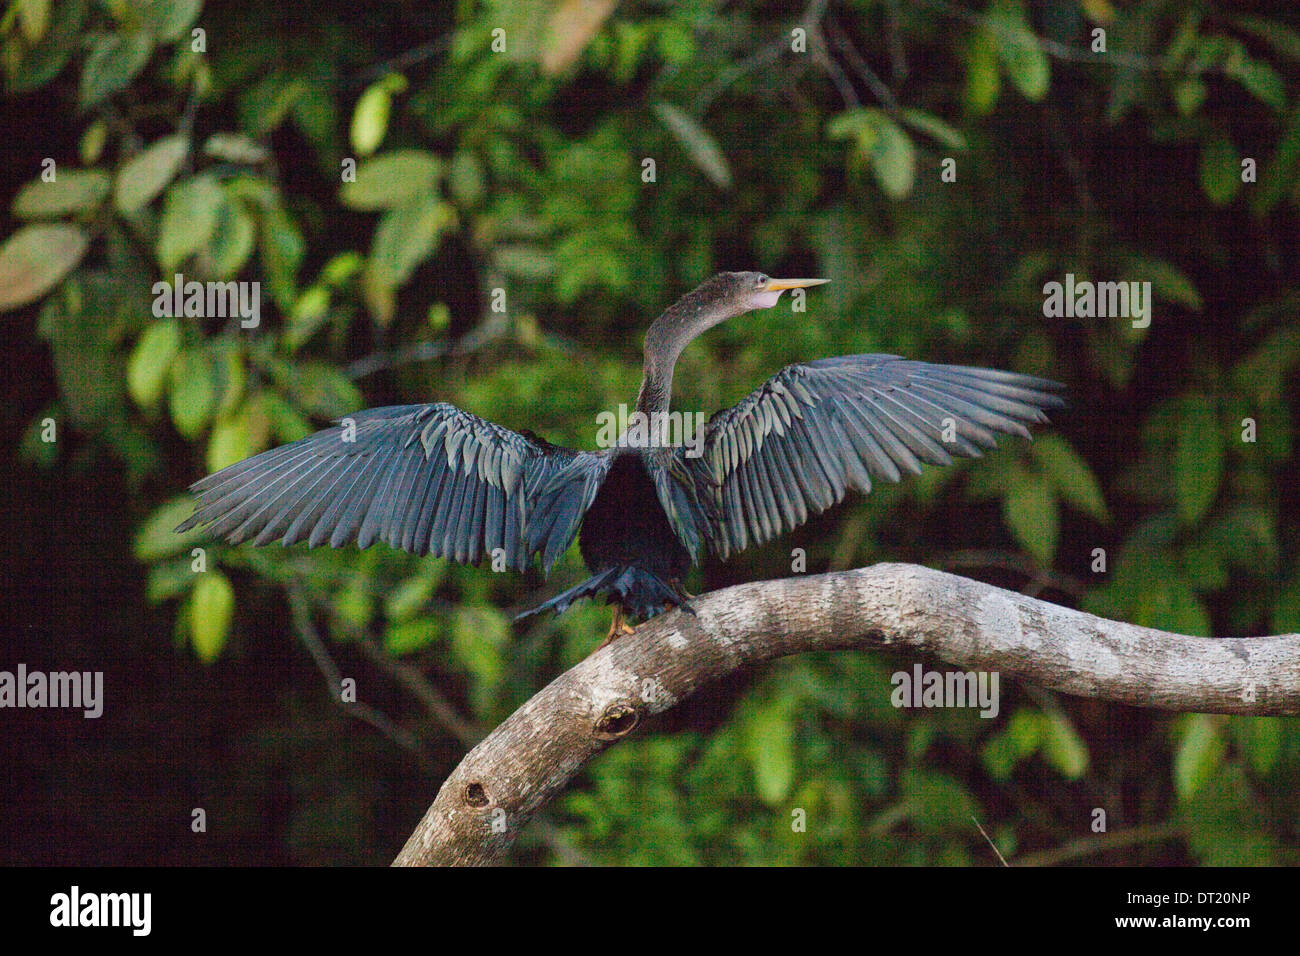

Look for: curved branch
[392,563,1300,866]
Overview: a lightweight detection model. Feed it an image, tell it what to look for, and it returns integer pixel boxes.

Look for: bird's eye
[755,274,768,288]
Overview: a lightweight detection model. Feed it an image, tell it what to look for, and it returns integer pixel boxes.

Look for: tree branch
[392,563,1300,866]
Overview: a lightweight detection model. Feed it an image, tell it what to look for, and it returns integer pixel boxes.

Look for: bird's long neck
[634,291,732,416]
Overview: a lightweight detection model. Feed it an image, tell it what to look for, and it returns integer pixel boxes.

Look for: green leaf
[79,29,154,107]
[964,28,1001,115]
[169,348,217,438]
[1229,716,1282,776]
[157,174,224,270]
[742,694,796,805]
[987,2,1049,102]
[206,409,260,472]
[350,74,407,156]
[653,101,732,189]
[384,618,438,656]
[869,119,916,199]
[1002,470,1058,564]
[1227,55,1287,112]
[1042,711,1089,779]
[1179,764,1274,865]
[275,361,362,418]
[1273,568,1300,634]
[1199,136,1241,206]
[258,201,305,310]
[1174,395,1222,524]
[12,169,110,218]
[145,559,197,604]
[370,194,455,287]
[339,149,442,210]
[451,606,508,692]
[114,134,189,214]
[0,223,88,312]
[127,319,181,407]
[1030,434,1109,522]
[205,195,256,279]
[202,133,269,165]
[1173,714,1225,800]
[190,571,235,664]
[138,0,202,44]
[134,496,204,562]
[900,108,967,150]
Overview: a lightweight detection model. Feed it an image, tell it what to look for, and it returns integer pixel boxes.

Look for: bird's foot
[599,608,637,648]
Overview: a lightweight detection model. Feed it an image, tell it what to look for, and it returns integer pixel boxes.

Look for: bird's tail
[515,566,694,622]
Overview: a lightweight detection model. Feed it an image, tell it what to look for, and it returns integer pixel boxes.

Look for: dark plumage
[177,271,1065,642]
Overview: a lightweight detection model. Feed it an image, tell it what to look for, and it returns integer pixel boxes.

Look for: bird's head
[645,271,830,373]
[703,271,830,317]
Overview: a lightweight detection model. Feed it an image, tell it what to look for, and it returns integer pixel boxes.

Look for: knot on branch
[463,782,490,808]
[594,701,639,739]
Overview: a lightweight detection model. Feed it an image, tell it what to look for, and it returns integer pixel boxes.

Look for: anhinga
[178,272,1064,643]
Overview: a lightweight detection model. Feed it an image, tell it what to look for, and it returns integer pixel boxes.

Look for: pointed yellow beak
[762,277,831,292]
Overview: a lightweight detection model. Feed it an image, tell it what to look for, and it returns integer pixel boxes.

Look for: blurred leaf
[1002,470,1058,564]
[202,133,269,165]
[900,768,975,831]
[274,361,362,418]
[157,174,224,270]
[139,0,203,43]
[0,223,88,312]
[145,559,196,604]
[964,28,1001,114]
[206,408,260,472]
[339,150,441,210]
[987,1,1049,101]
[1174,395,1222,524]
[127,318,181,407]
[79,29,153,106]
[350,74,407,156]
[205,194,256,278]
[900,108,967,150]
[114,134,189,214]
[653,102,732,190]
[1226,55,1286,112]
[1199,136,1241,206]
[1042,711,1089,779]
[12,169,110,218]
[370,194,455,287]
[1229,716,1282,776]
[742,694,796,805]
[1173,714,1225,800]
[1030,434,1109,522]
[169,348,217,438]
[1274,568,1300,634]
[1179,764,1274,865]
[190,571,234,663]
[541,0,616,75]
[869,120,916,199]
[384,618,438,656]
[134,496,204,561]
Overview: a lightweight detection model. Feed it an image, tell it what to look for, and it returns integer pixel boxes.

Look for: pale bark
[392,563,1300,866]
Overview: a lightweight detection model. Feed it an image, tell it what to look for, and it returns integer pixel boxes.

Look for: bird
[177,271,1065,645]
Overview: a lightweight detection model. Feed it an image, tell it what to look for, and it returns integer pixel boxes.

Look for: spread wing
[661,355,1066,560]
[176,403,610,572]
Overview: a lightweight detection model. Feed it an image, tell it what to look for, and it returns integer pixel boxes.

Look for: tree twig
[393,563,1300,866]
